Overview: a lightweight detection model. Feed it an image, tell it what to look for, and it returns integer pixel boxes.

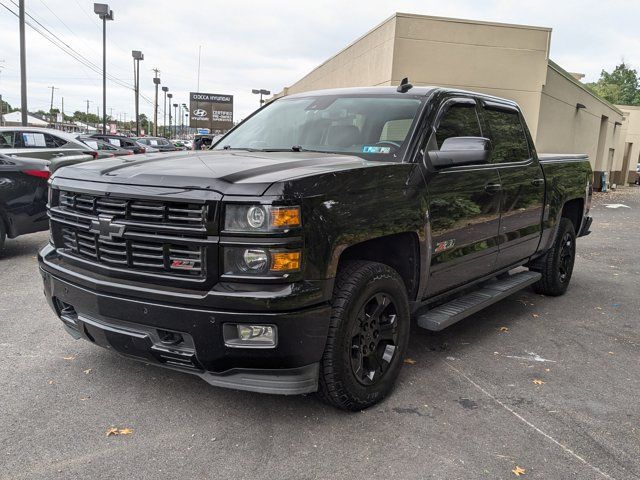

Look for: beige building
[615,105,640,184]
[275,13,628,187]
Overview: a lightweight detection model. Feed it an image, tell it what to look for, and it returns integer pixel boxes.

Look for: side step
[416,270,542,331]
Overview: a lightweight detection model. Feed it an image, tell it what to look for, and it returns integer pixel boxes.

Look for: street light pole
[161,86,168,137]
[94,4,113,135]
[252,88,271,108]
[167,93,172,138]
[131,50,144,134]
[152,68,160,136]
[173,103,178,138]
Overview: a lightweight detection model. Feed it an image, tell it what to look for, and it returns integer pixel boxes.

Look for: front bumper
[40,267,331,395]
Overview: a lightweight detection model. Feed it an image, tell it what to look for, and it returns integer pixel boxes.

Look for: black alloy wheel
[349,293,400,386]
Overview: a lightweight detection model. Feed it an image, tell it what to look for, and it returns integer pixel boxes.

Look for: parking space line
[444,360,614,479]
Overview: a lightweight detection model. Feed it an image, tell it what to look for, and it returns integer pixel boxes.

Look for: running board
[416,270,542,331]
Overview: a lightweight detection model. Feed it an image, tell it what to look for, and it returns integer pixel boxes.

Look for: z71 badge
[434,239,456,254]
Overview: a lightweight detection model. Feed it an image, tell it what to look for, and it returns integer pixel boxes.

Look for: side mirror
[426,137,492,169]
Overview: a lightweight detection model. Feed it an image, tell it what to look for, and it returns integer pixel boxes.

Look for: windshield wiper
[221,146,263,152]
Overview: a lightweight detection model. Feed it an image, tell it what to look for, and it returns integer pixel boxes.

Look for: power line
[1,1,133,91]
[1,1,170,120]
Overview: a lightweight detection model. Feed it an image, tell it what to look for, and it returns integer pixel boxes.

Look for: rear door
[424,97,502,296]
[480,102,545,268]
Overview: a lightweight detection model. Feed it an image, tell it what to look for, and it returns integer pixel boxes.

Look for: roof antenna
[397,77,413,93]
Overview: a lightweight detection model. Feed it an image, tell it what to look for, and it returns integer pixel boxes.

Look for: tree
[586,62,640,105]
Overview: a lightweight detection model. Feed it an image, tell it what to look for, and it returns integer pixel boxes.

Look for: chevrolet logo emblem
[89,215,126,240]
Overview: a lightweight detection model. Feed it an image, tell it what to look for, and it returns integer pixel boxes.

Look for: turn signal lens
[270,251,301,272]
[270,207,301,228]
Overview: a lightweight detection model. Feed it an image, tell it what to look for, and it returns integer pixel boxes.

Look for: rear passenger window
[21,132,47,148]
[434,103,481,149]
[483,108,530,163]
[44,134,67,148]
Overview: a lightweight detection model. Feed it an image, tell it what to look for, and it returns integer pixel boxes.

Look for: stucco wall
[537,62,623,176]
[615,105,640,184]
[390,13,550,139]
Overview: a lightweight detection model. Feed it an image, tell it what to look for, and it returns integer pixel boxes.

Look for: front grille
[61,226,205,277]
[50,189,216,280]
[59,191,206,229]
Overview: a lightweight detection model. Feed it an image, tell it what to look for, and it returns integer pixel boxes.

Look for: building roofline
[394,12,551,32]
[547,59,623,115]
[615,104,640,110]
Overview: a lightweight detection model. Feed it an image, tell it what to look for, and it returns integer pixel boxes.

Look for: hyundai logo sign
[193,109,208,117]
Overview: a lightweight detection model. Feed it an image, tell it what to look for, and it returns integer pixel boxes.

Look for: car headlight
[224,204,301,232]
[223,247,301,277]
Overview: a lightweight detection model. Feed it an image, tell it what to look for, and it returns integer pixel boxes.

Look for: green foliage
[0,98,13,113]
[586,62,640,105]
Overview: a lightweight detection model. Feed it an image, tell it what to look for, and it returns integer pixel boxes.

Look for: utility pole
[19,0,27,126]
[152,67,160,136]
[48,86,59,125]
[85,99,91,133]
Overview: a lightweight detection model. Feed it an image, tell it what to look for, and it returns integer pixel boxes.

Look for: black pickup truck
[39,85,592,410]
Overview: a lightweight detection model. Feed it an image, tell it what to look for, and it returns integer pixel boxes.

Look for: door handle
[484,183,502,194]
[531,178,544,187]
[53,152,65,157]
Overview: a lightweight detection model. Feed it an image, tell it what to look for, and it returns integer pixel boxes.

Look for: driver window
[430,102,481,150]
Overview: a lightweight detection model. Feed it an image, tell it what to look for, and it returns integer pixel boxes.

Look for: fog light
[223,323,277,348]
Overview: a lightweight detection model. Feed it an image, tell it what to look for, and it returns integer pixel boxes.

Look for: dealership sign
[189,92,234,132]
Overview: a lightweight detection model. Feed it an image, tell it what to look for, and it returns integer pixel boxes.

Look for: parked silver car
[0,126,104,162]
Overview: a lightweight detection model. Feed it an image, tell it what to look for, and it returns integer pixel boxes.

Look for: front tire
[318,261,410,411]
[531,218,576,296]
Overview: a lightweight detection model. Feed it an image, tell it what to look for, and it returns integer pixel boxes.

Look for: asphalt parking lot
[1,187,639,480]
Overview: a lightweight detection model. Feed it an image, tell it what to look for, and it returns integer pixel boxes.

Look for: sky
[0,0,639,124]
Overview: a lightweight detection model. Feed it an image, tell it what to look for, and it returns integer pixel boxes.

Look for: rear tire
[531,218,576,296]
[318,261,410,411]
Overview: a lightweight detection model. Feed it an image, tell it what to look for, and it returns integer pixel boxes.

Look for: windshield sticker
[362,146,391,154]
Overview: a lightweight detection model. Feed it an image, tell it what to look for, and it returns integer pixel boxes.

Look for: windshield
[215,94,424,160]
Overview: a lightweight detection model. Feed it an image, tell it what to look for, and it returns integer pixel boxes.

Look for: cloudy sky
[0,0,638,124]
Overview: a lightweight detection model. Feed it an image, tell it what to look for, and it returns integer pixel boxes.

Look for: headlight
[223,247,301,277]
[224,204,301,232]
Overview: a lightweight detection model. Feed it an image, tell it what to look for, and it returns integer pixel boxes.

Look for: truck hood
[52,150,388,196]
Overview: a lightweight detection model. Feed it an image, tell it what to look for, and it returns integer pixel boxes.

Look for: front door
[424,98,502,297]
[480,102,545,268]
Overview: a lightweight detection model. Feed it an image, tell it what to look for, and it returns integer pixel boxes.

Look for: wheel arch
[560,197,584,234]
[333,232,422,301]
